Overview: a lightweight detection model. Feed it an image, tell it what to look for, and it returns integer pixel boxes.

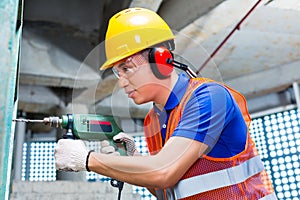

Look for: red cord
[196,0,263,75]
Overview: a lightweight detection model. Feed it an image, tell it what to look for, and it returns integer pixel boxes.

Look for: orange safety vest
[144,78,276,200]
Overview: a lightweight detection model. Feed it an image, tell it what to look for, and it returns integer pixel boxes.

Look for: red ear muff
[148,47,174,79]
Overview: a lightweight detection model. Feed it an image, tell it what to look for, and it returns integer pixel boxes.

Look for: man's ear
[148,47,174,79]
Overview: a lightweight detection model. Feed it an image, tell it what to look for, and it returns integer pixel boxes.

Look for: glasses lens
[112,66,120,79]
[112,51,148,79]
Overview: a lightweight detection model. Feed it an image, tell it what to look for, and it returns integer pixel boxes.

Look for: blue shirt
[154,73,247,158]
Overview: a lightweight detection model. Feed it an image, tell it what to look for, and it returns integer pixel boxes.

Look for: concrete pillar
[13,115,26,181]
[293,82,300,111]
[0,0,23,198]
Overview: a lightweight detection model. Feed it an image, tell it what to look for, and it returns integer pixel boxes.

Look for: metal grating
[22,142,56,181]
[250,109,300,200]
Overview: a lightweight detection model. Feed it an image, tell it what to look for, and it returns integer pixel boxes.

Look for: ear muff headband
[148,47,174,79]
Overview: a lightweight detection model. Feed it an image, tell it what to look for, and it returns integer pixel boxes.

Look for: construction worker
[55,7,277,199]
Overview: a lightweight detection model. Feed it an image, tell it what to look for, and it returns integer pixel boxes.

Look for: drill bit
[13,117,62,128]
[12,119,44,123]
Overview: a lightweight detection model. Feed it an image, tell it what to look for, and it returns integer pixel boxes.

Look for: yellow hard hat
[100,7,175,70]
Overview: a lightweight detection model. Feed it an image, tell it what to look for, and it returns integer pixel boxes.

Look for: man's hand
[100,132,139,156]
[113,132,139,156]
[55,139,88,172]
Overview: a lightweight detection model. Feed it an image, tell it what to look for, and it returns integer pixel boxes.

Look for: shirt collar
[154,73,189,113]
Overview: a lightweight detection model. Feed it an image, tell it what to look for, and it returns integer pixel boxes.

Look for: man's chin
[132,98,148,105]
[133,100,143,105]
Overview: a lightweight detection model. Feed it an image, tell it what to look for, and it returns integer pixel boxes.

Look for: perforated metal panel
[22,142,56,181]
[250,109,300,200]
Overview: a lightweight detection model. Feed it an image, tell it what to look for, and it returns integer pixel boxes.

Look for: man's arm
[88,136,208,189]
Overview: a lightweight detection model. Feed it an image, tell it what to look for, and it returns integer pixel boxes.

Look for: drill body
[44,114,126,156]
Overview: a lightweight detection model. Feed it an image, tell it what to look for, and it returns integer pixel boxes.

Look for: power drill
[13,114,127,155]
[13,114,127,199]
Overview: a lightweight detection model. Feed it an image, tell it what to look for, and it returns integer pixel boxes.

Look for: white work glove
[100,140,121,156]
[100,132,139,156]
[54,139,89,172]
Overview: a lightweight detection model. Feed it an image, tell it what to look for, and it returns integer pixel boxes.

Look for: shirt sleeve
[172,82,233,149]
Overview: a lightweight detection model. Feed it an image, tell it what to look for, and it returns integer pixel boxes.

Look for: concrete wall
[10,181,141,200]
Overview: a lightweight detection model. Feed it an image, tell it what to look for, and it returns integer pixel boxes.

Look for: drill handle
[63,129,75,139]
[110,140,127,156]
[62,114,75,140]
[109,140,126,200]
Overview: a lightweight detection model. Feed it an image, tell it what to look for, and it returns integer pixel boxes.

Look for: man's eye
[122,67,128,72]
[121,66,130,73]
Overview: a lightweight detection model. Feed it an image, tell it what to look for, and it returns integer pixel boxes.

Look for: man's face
[112,51,159,105]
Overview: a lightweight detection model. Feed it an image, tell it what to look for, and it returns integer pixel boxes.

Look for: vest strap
[174,155,265,199]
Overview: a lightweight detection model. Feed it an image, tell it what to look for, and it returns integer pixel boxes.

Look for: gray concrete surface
[10,181,141,200]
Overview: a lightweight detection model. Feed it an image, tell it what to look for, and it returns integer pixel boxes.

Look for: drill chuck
[43,116,62,128]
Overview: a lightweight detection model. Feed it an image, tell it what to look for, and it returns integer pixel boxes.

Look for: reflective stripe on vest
[174,155,264,199]
[155,188,278,200]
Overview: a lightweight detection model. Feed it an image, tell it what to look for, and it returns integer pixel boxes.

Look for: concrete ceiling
[18,0,300,120]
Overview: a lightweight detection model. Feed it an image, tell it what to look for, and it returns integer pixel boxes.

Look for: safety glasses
[112,50,148,79]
